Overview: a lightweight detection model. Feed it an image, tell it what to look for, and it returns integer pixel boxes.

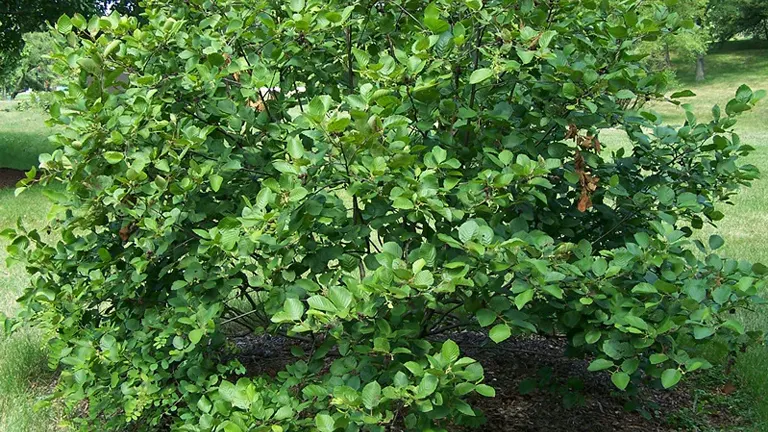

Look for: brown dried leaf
[577,191,591,212]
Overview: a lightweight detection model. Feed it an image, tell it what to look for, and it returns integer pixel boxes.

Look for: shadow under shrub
[2,1,767,431]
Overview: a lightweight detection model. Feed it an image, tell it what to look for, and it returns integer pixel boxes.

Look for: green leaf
[441,339,460,363]
[104,152,124,164]
[693,326,715,340]
[315,414,335,432]
[469,68,494,84]
[416,374,439,398]
[515,289,534,310]
[405,361,424,377]
[616,89,636,99]
[539,30,557,49]
[661,369,682,389]
[361,381,382,409]
[413,270,434,287]
[284,298,305,321]
[611,371,630,391]
[736,84,753,103]
[476,308,496,327]
[465,0,483,11]
[475,384,495,397]
[458,220,478,243]
[104,40,121,57]
[712,286,732,305]
[588,359,614,372]
[670,90,696,99]
[721,319,745,335]
[308,295,337,312]
[287,136,304,159]
[189,329,204,344]
[393,197,415,210]
[585,330,601,345]
[631,283,657,294]
[329,286,353,311]
[516,49,535,64]
[562,83,578,99]
[57,15,73,33]
[209,174,223,192]
[708,235,725,250]
[289,0,305,12]
[650,353,668,365]
[489,323,511,343]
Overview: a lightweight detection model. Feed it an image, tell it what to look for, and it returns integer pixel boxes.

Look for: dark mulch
[0,168,26,189]
[228,331,744,432]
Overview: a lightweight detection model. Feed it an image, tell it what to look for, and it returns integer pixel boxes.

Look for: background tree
[0,0,141,92]
[639,0,709,80]
[708,0,768,42]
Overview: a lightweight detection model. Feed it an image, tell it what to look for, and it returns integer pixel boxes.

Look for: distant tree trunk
[695,54,705,82]
[664,43,672,69]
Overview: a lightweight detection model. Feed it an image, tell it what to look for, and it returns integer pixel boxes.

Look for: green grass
[650,41,768,430]
[0,104,60,431]
[0,100,56,171]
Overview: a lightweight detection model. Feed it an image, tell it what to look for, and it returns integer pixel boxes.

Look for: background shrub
[2,1,766,431]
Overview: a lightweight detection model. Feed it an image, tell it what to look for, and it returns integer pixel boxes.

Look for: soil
[228,331,746,432]
[0,168,26,189]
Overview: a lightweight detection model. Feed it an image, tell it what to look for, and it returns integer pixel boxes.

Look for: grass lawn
[1,44,768,430]
[0,103,59,431]
[0,100,56,171]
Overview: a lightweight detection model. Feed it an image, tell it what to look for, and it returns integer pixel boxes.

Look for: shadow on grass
[0,131,55,171]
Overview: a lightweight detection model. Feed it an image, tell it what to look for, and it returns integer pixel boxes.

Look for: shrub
[3,1,766,431]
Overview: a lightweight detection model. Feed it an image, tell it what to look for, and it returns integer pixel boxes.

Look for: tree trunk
[664,43,672,69]
[695,55,705,82]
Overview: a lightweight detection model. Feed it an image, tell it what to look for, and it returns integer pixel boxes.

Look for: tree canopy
[708,0,768,42]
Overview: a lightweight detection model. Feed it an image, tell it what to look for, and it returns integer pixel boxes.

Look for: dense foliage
[2,0,767,431]
[708,0,768,42]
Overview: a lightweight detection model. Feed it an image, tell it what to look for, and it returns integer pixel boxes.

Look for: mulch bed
[0,168,26,189]
[229,331,744,432]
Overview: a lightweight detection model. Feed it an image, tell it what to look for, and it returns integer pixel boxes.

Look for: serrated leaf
[441,339,460,363]
[57,15,73,33]
[315,414,335,432]
[458,220,478,243]
[361,381,382,409]
[308,295,337,312]
[284,298,305,321]
[329,286,353,311]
